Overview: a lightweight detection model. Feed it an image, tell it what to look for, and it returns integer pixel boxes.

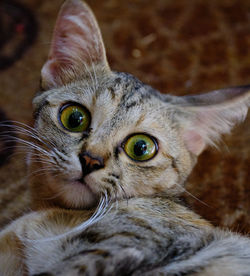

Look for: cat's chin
[62,179,99,209]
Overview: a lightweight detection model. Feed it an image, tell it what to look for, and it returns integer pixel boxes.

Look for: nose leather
[79,152,104,177]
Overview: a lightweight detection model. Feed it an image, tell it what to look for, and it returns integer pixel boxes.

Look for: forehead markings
[135,113,146,127]
[99,87,156,138]
[118,85,155,113]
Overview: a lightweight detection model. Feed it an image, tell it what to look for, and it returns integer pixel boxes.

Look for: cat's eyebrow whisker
[82,62,97,92]
[87,52,99,90]
[91,63,99,91]
[84,49,99,91]
[56,54,96,93]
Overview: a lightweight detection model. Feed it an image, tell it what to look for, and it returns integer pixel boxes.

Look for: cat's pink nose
[79,152,104,177]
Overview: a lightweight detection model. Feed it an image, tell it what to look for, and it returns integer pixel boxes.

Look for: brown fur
[0,1,250,275]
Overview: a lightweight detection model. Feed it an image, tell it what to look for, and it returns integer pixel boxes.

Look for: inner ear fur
[173,86,250,155]
[41,0,110,90]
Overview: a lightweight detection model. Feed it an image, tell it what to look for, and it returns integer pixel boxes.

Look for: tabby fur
[0,0,250,275]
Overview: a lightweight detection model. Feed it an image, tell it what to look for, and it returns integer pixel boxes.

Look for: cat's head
[30,0,250,209]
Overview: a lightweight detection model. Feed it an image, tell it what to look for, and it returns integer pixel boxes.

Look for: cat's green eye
[123,134,158,162]
[59,103,90,132]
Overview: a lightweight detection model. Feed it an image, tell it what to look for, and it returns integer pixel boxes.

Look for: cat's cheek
[84,174,102,194]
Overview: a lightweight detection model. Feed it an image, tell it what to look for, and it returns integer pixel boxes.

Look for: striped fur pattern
[0,0,250,275]
[1,198,250,275]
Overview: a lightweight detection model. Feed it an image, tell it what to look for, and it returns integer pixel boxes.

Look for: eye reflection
[59,103,91,132]
[123,133,158,161]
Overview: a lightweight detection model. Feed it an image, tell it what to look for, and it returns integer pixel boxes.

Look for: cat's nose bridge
[79,152,104,177]
[83,129,114,161]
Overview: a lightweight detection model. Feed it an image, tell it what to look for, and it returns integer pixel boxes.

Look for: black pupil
[134,140,147,156]
[68,111,83,128]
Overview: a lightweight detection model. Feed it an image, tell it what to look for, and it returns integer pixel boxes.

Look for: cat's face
[32,72,193,208]
[29,0,249,209]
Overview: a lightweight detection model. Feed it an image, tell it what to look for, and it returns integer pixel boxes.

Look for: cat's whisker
[27,171,51,180]
[30,153,58,165]
[2,129,56,152]
[27,154,55,162]
[113,190,119,210]
[0,135,53,158]
[41,187,67,201]
[117,182,129,206]
[27,167,58,179]
[0,145,52,166]
[1,126,39,141]
[28,192,111,243]
[0,121,58,149]
[27,163,59,174]
[27,158,57,166]
[177,184,211,208]
[114,197,119,212]
[52,148,69,162]
[0,120,36,132]
[27,151,58,168]
[0,138,53,163]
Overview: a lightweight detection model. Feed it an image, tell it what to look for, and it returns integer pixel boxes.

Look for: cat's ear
[41,0,110,90]
[174,86,250,155]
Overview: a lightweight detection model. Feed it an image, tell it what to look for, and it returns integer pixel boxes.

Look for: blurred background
[0,0,249,232]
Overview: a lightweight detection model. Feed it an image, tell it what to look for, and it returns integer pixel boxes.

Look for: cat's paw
[50,247,144,276]
[104,248,144,275]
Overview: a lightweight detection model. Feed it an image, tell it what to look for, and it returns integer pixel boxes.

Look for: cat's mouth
[76,177,86,185]
[73,177,92,190]
[72,177,97,196]
[61,177,99,208]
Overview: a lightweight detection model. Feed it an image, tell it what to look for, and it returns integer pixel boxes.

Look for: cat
[0,0,250,275]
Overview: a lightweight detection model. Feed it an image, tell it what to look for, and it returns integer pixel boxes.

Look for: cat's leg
[0,211,50,276]
[6,209,93,276]
[137,231,250,276]
[0,227,27,276]
[39,247,144,276]
[141,256,250,276]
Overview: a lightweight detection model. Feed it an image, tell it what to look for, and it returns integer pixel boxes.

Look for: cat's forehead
[44,72,159,103]
[35,72,171,125]
[33,72,174,143]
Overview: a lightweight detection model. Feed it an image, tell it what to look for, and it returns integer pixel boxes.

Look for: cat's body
[0,0,250,275]
[2,197,250,276]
